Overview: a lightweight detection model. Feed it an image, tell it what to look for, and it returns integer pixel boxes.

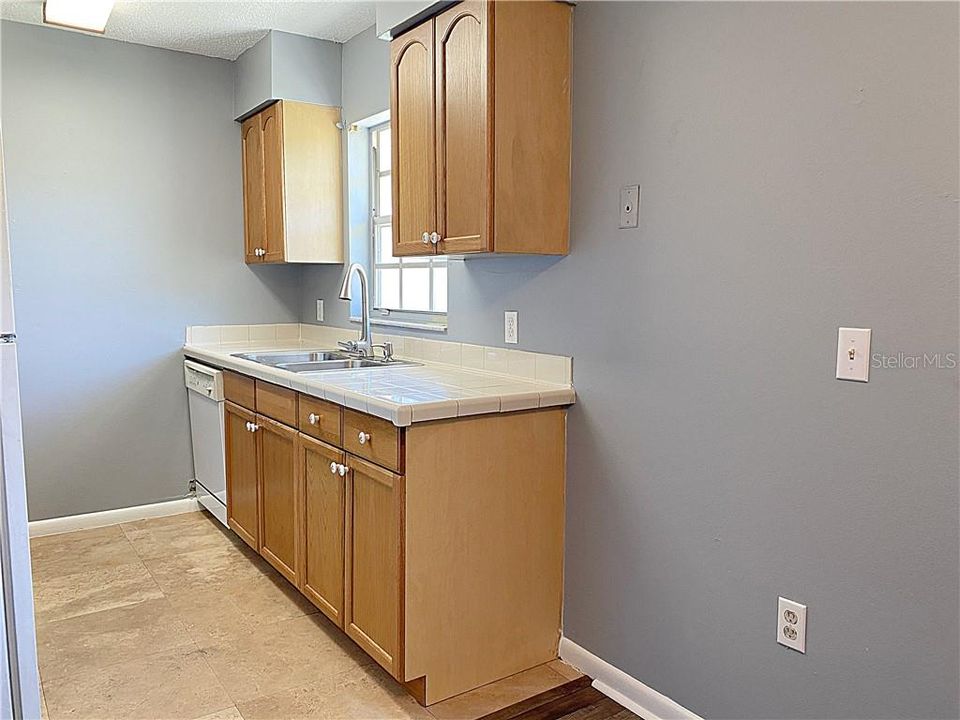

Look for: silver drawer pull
[358,431,371,445]
[308,413,320,425]
[338,464,348,477]
[329,461,337,475]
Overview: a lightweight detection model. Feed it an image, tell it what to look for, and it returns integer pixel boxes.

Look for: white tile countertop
[183,324,575,427]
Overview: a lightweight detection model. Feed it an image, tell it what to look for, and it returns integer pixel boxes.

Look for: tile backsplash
[185,323,573,385]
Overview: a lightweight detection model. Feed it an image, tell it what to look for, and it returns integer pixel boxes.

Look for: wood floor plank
[477,677,597,720]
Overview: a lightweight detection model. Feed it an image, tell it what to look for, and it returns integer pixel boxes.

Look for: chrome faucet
[337,263,373,357]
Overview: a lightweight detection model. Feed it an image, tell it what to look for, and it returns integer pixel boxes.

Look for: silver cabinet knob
[245,422,253,432]
[430,232,440,245]
[421,232,430,244]
[308,413,320,425]
[329,461,337,474]
[250,423,260,432]
[338,464,348,477]
[358,431,371,445]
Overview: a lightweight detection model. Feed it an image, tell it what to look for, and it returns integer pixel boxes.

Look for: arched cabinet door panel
[435,1,492,254]
[391,21,437,258]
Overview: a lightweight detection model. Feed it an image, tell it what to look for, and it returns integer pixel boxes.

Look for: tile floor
[30,511,581,720]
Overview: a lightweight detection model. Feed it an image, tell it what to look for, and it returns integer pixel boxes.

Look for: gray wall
[1,21,301,520]
[234,30,342,119]
[302,4,960,718]
[301,24,390,323]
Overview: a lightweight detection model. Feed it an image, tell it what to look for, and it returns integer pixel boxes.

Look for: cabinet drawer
[343,409,402,473]
[299,396,342,446]
[255,380,297,426]
[224,371,256,410]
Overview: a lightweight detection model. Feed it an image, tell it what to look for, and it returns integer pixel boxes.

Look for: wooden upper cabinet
[435,2,491,254]
[225,401,259,551]
[241,100,344,264]
[391,20,437,257]
[241,116,266,264]
[391,0,572,258]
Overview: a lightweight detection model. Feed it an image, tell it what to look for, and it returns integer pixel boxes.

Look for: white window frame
[369,121,447,321]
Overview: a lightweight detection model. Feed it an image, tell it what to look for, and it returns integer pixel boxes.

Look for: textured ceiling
[0,1,376,60]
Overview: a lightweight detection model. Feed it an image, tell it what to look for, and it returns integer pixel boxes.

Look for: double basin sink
[232,349,419,374]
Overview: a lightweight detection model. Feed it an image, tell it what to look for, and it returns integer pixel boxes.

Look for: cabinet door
[225,401,259,550]
[298,434,345,627]
[241,115,266,263]
[258,414,299,584]
[344,455,404,679]
[391,20,437,257]
[435,1,492,254]
[260,102,286,263]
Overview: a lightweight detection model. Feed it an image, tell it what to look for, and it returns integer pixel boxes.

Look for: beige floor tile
[427,664,569,720]
[201,613,376,704]
[36,597,195,682]
[32,561,163,624]
[42,646,234,720]
[165,572,318,649]
[238,662,431,720]
[30,526,142,582]
[196,707,244,720]
[142,541,274,596]
[121,512,239,560]
[547,659,585,681]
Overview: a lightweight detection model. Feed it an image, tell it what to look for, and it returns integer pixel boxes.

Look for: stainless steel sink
[232,349,419,373]
[233,350,349,365]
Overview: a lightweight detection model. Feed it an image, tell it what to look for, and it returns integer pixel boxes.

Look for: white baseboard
[559,636,702,720]
[29,497,200,538]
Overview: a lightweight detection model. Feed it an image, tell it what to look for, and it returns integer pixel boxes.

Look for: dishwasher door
[185,360,227,527]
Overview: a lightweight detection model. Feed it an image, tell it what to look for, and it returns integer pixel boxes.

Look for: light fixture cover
[43,0,115,33]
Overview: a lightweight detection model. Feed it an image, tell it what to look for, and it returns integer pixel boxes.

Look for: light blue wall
[233,31,272,118]
[1,21,301,520]
[301,5,960,718]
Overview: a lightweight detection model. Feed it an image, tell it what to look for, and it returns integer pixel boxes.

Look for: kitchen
[0,1,956,719]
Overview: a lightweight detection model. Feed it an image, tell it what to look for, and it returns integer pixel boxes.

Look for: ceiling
[0,1,376,60]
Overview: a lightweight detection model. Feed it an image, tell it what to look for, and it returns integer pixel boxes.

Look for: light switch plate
[619,185,640,229]
[504,311,518,344]
[836,327,871,382]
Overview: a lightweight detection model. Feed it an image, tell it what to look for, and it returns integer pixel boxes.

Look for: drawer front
[224,371,256,410]
[342,409,402,473]
[299,396,342,446]
[255,380,298,426]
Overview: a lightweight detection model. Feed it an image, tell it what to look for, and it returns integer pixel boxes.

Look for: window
[370,122,447,315]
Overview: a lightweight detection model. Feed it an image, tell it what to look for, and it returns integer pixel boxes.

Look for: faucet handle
[338,340,358,353]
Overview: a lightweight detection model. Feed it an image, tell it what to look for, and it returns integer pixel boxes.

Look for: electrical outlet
[316,299,324,323]
[504,311,518,344]
[777,597,807,653]
[619,185,640,229]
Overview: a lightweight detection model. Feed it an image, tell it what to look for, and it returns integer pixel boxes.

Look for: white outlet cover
[619,185,640,229]
[504,311,518,344]
[836,327,871,382]
[777,596,807,653]
[316,299,324,323]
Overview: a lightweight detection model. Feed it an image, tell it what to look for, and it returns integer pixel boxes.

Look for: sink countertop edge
[182,341,575,428]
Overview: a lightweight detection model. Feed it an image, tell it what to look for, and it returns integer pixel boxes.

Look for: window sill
[349,316,448,333]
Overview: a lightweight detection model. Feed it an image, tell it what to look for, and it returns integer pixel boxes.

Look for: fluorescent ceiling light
[43,0,115,33]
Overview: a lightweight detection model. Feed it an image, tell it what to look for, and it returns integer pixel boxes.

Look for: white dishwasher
[184,360,228,527]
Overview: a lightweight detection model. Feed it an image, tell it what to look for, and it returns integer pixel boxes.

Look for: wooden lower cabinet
[258,416,300,584]
[298,434,345,626]
[344,455,404,680]
[219,372,566,707]
[224,401,259,551]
